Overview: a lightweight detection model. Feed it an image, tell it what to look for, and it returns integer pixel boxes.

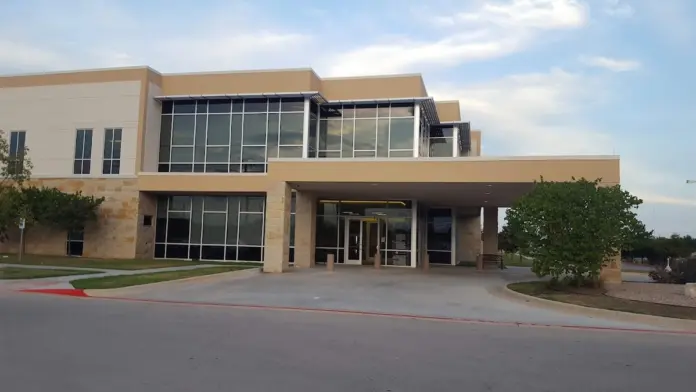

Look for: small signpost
[18,218,26,261]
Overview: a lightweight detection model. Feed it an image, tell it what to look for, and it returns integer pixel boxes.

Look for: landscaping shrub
[649,258,696,284]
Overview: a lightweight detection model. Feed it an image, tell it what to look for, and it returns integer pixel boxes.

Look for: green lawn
[0,266,100,280]
[508,281,696,320]
[71,265,256,290]
[503,253,533,267]
[0,254,230,270]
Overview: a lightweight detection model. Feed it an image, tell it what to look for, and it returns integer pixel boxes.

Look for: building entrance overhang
[269,155,620,208]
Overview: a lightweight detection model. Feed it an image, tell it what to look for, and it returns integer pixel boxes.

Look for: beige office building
[0,66,622,282]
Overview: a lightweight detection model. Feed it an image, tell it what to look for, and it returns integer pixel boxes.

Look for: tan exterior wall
[159,69,320,96]
[435,101,461,122]
[482,207,499,254]
[141,82,163,172]
[268,157,621,185]
[294,191,317,268]
[321,74,427,100]
[263,182,292,272]
[0,67,149,88]
[0,81,142,177]
[0,178,141,259]
[135,192,157,259]
[471,131,482,156]
[138,173,273,193]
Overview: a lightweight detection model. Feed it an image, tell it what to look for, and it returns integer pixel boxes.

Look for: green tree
[506,177,644,286]
[20,186,105,232]
[498,225,518,253]
[0,130,32,241]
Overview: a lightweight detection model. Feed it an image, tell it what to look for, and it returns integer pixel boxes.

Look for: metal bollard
[374,249,381,269]
[423,252,430,272]
[327,253,335,272]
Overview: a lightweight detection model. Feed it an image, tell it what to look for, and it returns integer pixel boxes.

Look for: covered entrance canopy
[290,181,534,208]
[269,155,620,208]
[261,155,621,273]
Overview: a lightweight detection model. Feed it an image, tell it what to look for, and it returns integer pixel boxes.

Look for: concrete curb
[84,267,261,297]
[500,284,696,332]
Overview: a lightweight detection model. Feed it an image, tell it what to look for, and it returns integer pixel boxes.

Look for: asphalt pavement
[1,292,694,392]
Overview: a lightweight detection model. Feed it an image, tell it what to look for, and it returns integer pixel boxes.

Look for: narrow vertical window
[73,129,93,175]
[66,229,84,256]
[8,131,26,174]
[103,128,122,174]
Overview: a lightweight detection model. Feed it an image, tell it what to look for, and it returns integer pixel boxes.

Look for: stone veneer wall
[135,192,157,259]
[0,178,142,259]
[456,212,481,263]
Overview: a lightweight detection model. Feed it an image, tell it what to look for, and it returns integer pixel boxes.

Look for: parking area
[90,265,666,330]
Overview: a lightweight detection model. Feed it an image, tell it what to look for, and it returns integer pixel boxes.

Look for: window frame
[73,129,93,175]
[7,130,27,174]
[102,128,122,175]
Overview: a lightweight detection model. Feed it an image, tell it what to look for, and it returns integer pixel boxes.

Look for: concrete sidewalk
[85,265,676,331]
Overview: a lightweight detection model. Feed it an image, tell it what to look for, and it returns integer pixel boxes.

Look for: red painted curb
[19,288,88,297]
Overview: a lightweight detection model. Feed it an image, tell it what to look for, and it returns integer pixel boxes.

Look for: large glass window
[154,194,265,262]
[103,128,122,175]
[315,103,415,158]
[158,98,306,173]
[428,127,455,157]
[8,131,27,175]
[427,208,452,264]
[73,129,93,175]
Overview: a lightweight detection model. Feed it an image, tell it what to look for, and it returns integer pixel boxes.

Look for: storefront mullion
[154,194,266,262]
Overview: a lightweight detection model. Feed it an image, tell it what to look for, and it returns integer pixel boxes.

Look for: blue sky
[1,0,695,236]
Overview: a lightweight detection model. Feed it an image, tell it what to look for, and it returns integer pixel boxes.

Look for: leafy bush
[506,177,644,286]
[649,258,696,284]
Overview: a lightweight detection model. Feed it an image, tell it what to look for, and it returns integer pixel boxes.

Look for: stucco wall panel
[0,81,141,178]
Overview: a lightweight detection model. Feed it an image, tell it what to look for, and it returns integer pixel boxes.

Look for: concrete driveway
[90,265,668,331]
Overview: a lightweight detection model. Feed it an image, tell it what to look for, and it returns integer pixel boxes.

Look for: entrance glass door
[345,218,362,265]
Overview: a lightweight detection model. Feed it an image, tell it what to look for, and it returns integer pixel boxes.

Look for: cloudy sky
[1,0,695,236]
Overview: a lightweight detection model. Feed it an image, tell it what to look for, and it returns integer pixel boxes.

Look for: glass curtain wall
[418,104,430,157]
[315,200,412,265]
[314,103,415,158]
[427,208,453,264]
[307,101,319,158]
[158,98,305,173]
[154,194,266,262]
[429,127,455,157]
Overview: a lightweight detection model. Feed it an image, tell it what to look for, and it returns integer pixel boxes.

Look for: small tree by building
[505,177,644,286]
[0,129,33,241]
[20,186,105,233]
[1,131,104,248]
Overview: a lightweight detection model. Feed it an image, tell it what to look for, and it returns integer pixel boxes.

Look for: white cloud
[580,56,641,72]
[325,0,588,76]
[0,1,314,74]
[429,68,694,211]
[0,39,71,72]
[438,0,588,29]
[603,0,635,17]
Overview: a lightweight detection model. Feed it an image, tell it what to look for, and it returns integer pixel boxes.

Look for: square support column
[456,209,482,264]
[482,207,498,255]
[263,182,292,273]
[294,191,316,268]
[410,200,418,268]
[601,253,622,284]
